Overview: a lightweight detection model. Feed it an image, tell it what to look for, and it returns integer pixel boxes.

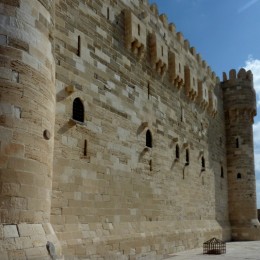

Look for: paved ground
[165,241,260,259]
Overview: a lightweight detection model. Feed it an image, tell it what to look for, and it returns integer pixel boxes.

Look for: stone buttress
[0,0,61,258]
[222,69,260,240]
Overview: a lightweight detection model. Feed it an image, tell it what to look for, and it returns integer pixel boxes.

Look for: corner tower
[222,68,260,240]
[0,0,61,257]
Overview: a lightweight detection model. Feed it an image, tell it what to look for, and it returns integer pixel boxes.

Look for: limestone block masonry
[0,0,259,259]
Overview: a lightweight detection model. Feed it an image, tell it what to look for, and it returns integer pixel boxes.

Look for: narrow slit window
[138,24,141,36]
[236,138,239,148]
[107,7,110,20]
[237,173,242,179]
[149,159,152,171]
[73,98,84,122]
[179,63,181,73]
[146,129,152,148]
[185,149,189,165]
[84,139,87,156]
[161,46,164,56]
[147,82,150,99]
[77,35,81,57]
[175,144,180,159]
[201,156,205,168]
[221,166,224,178]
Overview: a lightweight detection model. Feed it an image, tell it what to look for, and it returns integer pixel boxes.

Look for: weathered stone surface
[3,225,19,238]
[0,0,259,259]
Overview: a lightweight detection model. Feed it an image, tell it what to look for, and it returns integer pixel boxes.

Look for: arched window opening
[201,156,205,169]
[237,173,242,179]
[236,138,239,148]
[185,149,189,165]
[73,98,84,122]
[175,144,180,159]
[146,129,152,148]
[138,24,141,36]
[221,166,224,178]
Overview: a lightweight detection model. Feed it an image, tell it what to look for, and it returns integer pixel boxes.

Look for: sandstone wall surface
[52,0,230,258]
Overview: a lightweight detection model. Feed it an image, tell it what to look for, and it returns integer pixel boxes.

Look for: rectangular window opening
[84,139,87,156]
[77,35,81,57]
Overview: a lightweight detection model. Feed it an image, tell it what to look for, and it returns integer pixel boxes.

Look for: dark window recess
[146,130,152,148]
[175,144,180,159]
[73,98,84,122]
[107,7,110,20]
[77,35,81,57]
[236,138,239,148]
[138,24,141,36]
[201,156,205,168]
[237,173,242,179]
[147,82,150,99]
[149,159,152,171]
[185,149,189,165]
[221,166,224,178]
[180,107,184,122]
[84,139,87,156]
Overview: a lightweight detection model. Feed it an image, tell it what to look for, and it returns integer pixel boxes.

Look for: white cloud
[253,122,260,144]
[244,57,260,95]
[238,0,259,13]
[245,57,260,209]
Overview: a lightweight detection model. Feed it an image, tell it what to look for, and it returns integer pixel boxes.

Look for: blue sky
[150,0,260,208]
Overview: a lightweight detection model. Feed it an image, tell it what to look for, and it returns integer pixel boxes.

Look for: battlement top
[119,0,218,83]
[222,69,253,82]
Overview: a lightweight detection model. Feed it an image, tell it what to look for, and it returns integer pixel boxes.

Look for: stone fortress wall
[0,0,259,259]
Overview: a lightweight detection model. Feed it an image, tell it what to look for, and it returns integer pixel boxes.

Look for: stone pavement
[165,241,260,259]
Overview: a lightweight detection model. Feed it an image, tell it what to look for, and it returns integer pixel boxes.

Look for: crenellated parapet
[221,69,256,122]
[122,2,218,116]
[124,2,218,82]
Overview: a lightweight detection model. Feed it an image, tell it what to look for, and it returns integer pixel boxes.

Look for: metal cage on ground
[203,237,226,255]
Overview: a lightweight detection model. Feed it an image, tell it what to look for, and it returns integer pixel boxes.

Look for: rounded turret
[221,68,260,240]
[0,0,61,257]
[222,69,256,119]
